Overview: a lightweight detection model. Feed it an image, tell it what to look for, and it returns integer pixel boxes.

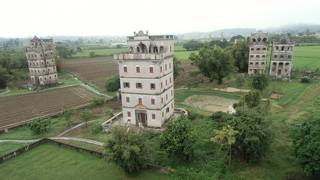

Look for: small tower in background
[114,31,175,128]
[270,37,294,80]
[25,36,58,86]
[248,31,268,75]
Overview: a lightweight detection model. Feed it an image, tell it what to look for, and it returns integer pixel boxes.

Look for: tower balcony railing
[114,52,173,60]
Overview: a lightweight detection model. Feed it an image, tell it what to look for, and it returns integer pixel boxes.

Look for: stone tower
[25,36,58,86]
[114,31,175,128]
[248,32,268,75]
[269,37,294,79]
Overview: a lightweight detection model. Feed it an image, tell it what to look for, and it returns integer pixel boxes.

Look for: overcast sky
[1,0,319,37]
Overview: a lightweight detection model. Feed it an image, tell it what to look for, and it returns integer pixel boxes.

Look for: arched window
[281,46,285,51]
[252,38,256,43]
[263,38,267,42]
[160,46,164,53]
[153,46,158,53]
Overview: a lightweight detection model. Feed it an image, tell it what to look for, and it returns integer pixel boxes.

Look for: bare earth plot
[184,95,238,113]
[63,57,118,90]
[0,86,97,130]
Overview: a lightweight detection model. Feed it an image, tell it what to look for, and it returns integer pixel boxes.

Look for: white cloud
[0,0,319,37]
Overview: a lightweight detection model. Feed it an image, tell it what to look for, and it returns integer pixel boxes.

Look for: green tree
[89,51,96,58]
[62,109,73,127]
[189,46,233,84]
[160,116,196,161]
[292,113,320,177]
[106,127,150,173]
[28,118,52,135]
[56,45,74,58]
[226,110,271,163]
[80,109,93,127]
[209,39,230,48]
[211,125,238,166]
[244,90,261,108]
[183,40,203,51]
[251,74,269,91]
[230,41,249,73]
[105,75,120,92]
[0,65,10,89]
[173,56,183,79]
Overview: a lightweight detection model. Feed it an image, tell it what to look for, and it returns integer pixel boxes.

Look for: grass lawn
[0,142,29,156]
[0,143,169,180]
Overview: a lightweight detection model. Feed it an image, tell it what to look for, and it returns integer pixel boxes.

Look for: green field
[293,46,320,70]
[0,143,169,180]
[0,142,29,156]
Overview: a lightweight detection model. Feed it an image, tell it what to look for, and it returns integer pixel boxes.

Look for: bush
[90,123,103,134]
[251,74,269,91]
[28,118,52,135]
[106,127,150,173]
[244,91,261,108]
[105,75,120,92]
[300,76,311,83]
[91,98,105,107]
[80,109,93,127]
[292,114,320,177]
[225,110,271,163]
[89,51,96,57]
[160,116,196,161]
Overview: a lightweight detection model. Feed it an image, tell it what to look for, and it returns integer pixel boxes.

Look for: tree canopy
[189,46,233,84]
[160,116,196,161]
[106,127,150,173]
[230,40,249,73]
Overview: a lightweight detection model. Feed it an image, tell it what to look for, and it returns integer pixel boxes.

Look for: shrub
[105,75,120,92]
[244,90,261,108]
[251,74,269,91]
[91,98,105,107]
[28,118,52,135]
[106,127,150,173]
[89,51,96,57]
[226,110,271,163]
[160,116,196,161]
[80,109,93,127]
[300,76,311,83]
[292,114,320,177]
[90,123,103,134]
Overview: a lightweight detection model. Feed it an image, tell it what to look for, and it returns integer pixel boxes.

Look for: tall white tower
[114,31,175,128]
[25,36,58,86]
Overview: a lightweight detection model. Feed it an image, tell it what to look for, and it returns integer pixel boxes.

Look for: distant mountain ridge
[176,24,320,40]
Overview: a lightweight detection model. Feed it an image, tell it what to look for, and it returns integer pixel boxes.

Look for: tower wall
[115,31,175,128]
[248,32,268,75]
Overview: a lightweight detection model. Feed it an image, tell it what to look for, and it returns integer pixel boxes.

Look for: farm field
[0,86,97,130]
[293,45,320,70]
[63,57,118,91]
[0,143,169,180]
[73,47,127,58]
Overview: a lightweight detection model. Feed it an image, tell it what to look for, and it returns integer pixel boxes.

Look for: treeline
[0,48,28,89]
[184,36,249,84]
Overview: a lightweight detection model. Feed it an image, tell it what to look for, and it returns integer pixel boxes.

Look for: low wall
[0,138,104,164]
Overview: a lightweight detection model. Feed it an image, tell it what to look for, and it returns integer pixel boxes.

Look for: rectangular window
[138,98,142,104]
[136,83,142,89]
[166,107,169,113]
[136,66,140,73]
[152,114,156,119]
[149,67,154,73]
[161,97,164,103]
[160,66,163,72]
[161,82,163,89]
[150,83,155,90]
[165,64,167,71]
[123,66,127,72]
[127,111,131,117]
[126,97,130,103]
[123,82,130,88]
[151,98,155,105]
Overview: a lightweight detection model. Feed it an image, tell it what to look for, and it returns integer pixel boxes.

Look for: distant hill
[176,24,320,41]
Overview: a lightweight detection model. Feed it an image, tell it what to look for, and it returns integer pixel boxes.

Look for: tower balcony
[114,52,173,60]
